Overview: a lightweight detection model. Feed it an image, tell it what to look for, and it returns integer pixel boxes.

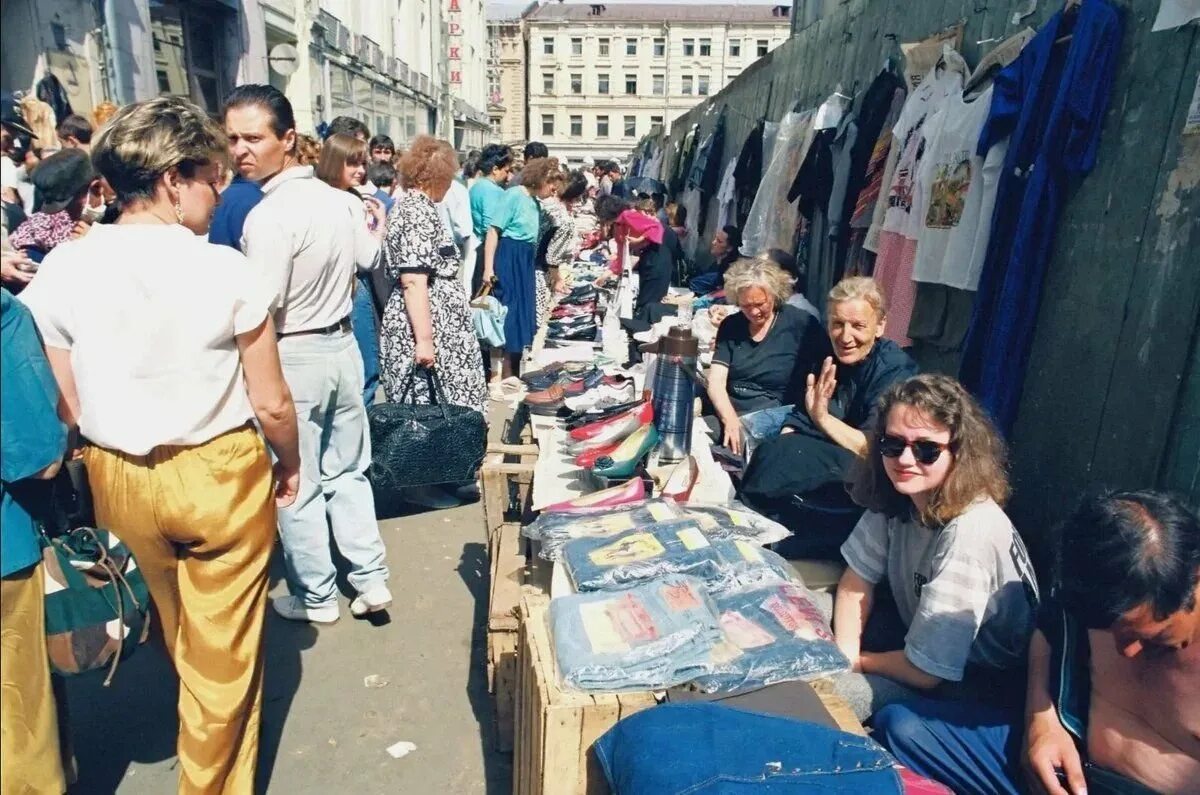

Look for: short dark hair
[721,225,742,253]
[523,141,548,160]
[368,134,394,152]
[223,84,296,139]
[765,248,798,277]
[595,194,628,223]
[327,115,370,141]
[480,143,513,176]
[462,149,483,179]
[1057,491,1200,628]
[651,192,666,211]
[560,170,589,203]
[56,114,93,144]
[368,160,397,188]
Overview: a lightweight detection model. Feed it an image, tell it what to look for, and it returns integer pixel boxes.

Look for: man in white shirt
[226,85,391,624]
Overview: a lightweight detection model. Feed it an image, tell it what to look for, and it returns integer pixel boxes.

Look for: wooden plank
[811,678,867,736]
[488,442,541,456]
[491,630,519,752]
[481,462,509,538]
[489,521,525,631]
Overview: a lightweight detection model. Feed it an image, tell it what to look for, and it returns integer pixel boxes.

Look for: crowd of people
[1,82,1197,795]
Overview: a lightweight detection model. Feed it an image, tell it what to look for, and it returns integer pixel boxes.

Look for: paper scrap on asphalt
[387,740,417,759]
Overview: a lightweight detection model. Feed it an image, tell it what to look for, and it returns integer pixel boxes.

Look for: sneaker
[563,380,636,413]
[350,586,393,617]
[404,484,464,510]
[272,595,340,624]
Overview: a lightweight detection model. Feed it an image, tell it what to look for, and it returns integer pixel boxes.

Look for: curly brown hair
[397,135,458,192]
[520,156,559,189]
[849,374,1011,527]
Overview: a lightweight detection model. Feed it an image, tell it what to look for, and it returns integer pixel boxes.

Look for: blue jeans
[276,330,388,607]
[550,575,722,691]
[740,404,794,464]
[872,697,1023,795]
[351,274,379,405]
[596,703,902,794]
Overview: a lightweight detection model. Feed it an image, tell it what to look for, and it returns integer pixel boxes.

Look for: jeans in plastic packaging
[682,501,792,547]
[522,499,687,561]
[550,575,723,692]
[691,582,850,693]
[738,404,794,464]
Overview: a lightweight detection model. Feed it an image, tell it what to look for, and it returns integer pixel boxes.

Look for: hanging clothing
[688,111,727,235]
[908,283,976,351]
[851,89,907,231]
[742,110,814,258]
[34,75,73,124]
[670,125,699,196]
[733,121,766,228]
[961,0,1124,432]
[835,70,908,241]
[716,158,738,230]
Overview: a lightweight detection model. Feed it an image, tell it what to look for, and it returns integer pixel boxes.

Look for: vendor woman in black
[707,258,828,455]
[741,277,918,550]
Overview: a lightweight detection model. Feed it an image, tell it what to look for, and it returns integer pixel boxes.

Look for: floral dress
[379,190,487,415]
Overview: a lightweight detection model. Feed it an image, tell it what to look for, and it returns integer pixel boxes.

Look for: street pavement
[63,489,512,793]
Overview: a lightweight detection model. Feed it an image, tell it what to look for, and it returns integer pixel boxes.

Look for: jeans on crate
[550,575,722,691]
[351,273,380,405]
[595,703,902,794]
[276,330,389,607]
[739,404,794,464]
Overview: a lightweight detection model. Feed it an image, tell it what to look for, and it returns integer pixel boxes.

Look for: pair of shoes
[524,370,607,415]
[350,586,393,617]
[563,379,636,413]
[273,595,340,624]
[404,484,464,510]
[563,398,646,429]
[590,423,660,479]
[542,476,646,512]
[547,323,598,341]
[568,401,654,444]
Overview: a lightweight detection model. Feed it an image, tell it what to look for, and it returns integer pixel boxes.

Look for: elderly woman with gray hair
[706,257,828,456]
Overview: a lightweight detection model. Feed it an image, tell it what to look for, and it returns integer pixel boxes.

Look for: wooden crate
[512,595,658,795]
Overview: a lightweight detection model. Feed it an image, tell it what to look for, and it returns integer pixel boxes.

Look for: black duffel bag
[367,367,487,492]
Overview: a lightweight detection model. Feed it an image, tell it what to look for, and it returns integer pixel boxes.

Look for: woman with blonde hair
[378,135,487,508]
[18,95,300,792]
[316,132,386,404]
[826,373,1038,722]
[706,257,826,455]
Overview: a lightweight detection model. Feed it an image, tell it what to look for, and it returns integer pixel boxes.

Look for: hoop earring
[173,196,184,224]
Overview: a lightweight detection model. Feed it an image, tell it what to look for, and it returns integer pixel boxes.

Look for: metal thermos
[643,326,700,463]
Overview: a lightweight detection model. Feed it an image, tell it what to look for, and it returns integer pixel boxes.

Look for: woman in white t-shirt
[18,96,300,792]
[826,374,1038,722]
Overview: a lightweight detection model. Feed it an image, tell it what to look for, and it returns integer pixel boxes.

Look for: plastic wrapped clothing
[550,575,722,692]
[741,110,815,258]
[692,582,850,693]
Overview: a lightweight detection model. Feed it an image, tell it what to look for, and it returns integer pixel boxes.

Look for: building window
[625,74,637,94]
[682,38,695,56]
[570,115,582,136]
[571,37,582,55]
[726,70,740,85]
[543,72,554,94]
[698,74,710,96]
[757,39,769,57]
[626,37,637,56]
[598,73,609,94]
[653,37,665,57]
[624,115,636,138]
[729,38,741,57]
[598,37,610,57]
[652,74,665,95]
[681,75,693,95]
[570,73,582,94]
[490,117,501,136]
[543,37,554,55]
[699,38,712,57]
[542,114,554,136]
[650,115,664,130]
[597,115,609,138]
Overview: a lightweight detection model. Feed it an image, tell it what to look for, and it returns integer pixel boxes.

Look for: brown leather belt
[277,316,352,339]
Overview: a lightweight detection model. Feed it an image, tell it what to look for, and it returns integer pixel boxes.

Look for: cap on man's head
[33,148,95,213]
[1,92,36,139]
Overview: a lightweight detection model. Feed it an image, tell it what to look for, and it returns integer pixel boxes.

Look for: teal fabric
[469,178,506,238]
[1,289,66,577]
[492,185,540,243]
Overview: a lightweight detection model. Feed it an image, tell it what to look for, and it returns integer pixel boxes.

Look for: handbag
[39,462,151,685]
[471,282,507,348]
[367,367,487,491]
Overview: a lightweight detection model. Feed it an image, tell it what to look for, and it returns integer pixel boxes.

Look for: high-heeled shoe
[647,455,700,502]
[566,402,654,453]
[564,398,646,430]
[573,440,622,468]
[590,423,659,480]
[542,476,645,513]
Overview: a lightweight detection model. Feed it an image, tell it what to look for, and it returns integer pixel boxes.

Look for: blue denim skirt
[493,237,536,354]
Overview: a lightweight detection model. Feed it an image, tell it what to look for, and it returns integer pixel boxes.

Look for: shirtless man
[873,490,1199,795]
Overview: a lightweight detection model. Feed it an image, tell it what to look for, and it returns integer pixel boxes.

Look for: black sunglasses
[877,434,950,465]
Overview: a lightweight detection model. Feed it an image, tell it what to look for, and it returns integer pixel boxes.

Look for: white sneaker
[350,586,394,617]
[564,381,636,412]
[272,595,339,624]
[403,485,463,510]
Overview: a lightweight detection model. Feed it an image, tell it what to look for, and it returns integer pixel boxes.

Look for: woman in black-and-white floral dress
[379,137,487,417]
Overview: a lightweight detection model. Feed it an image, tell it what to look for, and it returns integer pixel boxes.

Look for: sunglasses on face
[877,434,950,465]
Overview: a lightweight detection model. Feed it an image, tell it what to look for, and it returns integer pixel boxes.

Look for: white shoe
[564,381,636,412]
[404,485,463,510]
[350,586,393,617]
[272,595,339,624]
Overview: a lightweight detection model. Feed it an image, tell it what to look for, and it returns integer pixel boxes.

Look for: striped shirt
[840,498,1039,681]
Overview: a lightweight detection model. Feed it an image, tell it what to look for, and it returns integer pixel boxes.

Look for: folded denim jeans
[550,575,723,692]
[522,499,688,561]
[595,703,902,794]
[692,582,850,693]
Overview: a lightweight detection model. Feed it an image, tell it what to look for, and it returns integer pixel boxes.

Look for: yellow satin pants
[83,425,277,795]
[1,563,66,795]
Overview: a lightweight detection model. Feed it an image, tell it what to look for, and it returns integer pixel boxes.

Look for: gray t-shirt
[840,498,1039,681]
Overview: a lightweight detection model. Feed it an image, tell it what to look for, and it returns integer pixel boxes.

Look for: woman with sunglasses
[826,373,1039,724]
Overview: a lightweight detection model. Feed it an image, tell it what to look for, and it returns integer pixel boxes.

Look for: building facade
[486,3,532,146]
[524,3,791,164]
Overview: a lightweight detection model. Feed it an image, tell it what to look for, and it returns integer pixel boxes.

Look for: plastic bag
[740,110,815,258]
[522,499,688,561]
[692,582,850,693]
[682,502,792,547]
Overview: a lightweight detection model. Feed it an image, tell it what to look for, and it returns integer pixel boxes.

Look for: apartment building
[524,3,790,164]
[487,3,534,146]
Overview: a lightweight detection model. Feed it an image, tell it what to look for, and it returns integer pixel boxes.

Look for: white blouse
[19,223,273,455]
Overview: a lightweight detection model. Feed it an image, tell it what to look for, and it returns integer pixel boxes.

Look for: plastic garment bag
[740,110,814,257]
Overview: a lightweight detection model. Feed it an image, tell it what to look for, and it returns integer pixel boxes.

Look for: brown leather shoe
[523,383,566,415]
